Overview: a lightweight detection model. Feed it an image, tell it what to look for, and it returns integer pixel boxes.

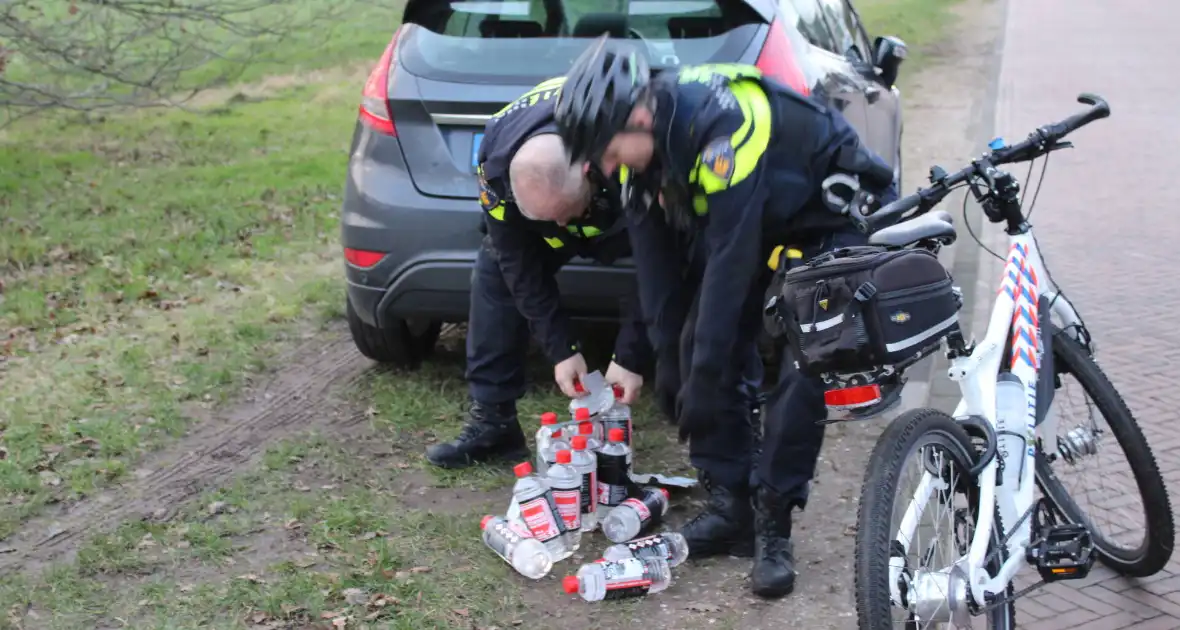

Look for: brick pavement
[984,0,1180,627]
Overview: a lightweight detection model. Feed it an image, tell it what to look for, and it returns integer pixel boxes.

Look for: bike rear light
[824,384,883,409]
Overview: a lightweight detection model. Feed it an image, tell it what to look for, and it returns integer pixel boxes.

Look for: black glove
[654,350,680,425]
[675,373,723,443]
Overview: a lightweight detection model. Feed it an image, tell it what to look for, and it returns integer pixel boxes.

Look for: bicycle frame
[890,226,1087,610]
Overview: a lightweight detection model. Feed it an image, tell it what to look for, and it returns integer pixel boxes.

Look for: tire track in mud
[0,323,375,573]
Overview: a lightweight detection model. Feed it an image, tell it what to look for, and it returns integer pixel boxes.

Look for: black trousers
[684,230,867,509]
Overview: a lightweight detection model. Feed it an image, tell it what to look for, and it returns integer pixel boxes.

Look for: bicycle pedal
[1025,523,1096,582]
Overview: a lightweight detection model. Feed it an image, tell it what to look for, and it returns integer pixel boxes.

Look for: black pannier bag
[779,245,961,376]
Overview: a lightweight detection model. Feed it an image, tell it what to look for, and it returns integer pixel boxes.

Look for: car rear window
[398,0,765,84]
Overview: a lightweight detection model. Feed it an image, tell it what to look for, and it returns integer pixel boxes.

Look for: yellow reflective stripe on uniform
[694,82,772,198]
[492,76,567,118]
[544,236,564,248]
[487,204,506,221]
[567,225,603,237]
[693,194,708,216]
[677,64,763,83]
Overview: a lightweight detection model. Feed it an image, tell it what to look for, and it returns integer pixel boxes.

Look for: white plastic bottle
[994,372,1028,490]
[577,420,602,453]
[562,556,672,602]
[570,435,599,532]
[534,411,562,475]
[600,385,633,461]
[512,462,571,561]
[572,407,603,444]
[546,450,584,553]
[602,486,670,543]
[596,428,632,520]
[602,532,690,567]
[480,515,553,580]
[536,427,569,478]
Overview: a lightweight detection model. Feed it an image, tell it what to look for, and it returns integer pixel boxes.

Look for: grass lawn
[0,0,964,626]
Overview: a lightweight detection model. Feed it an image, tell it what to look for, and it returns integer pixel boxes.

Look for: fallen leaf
[38,471,61,487]
[358,531,378,541]
[452,608,469,617]
[687,603,721,613]
[364,406,379,417]
[179,584,193,593]
[409,566,431,574]
[208,501,227,516]
[294,558,318,568]
[320,484,338,490]
[293,481,310,492]
[332,618,348,629]
[235,574,264,584]
[320,610,344,619]
[250,611,270,624]
[395,462,411,469]
[176,540,191,549]
[284,519,302,530]
[280,603,304,615]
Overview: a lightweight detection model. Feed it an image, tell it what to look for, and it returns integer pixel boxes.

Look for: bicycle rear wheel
[1036,329,1174,577]
[855,408,1015,629]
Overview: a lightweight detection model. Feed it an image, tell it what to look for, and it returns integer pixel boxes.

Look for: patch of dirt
[0,322,376,575]
[183,62,372,109]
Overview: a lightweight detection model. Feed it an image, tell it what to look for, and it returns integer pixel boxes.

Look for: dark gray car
[341,0,909,368]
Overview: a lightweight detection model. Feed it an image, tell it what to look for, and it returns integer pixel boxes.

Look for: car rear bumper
[346,255,638,328]
[341,125,638,328]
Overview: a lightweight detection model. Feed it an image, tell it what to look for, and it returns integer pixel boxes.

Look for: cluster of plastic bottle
[478,371,689,602]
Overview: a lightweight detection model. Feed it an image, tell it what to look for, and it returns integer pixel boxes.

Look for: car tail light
[359,29,401,136]
[756,20,809,96]
[344,247,386,268]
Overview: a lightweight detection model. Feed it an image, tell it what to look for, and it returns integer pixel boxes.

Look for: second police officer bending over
[554,37,899,598]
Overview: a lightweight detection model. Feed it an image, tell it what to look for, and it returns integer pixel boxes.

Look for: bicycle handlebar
[860,93,1111,230]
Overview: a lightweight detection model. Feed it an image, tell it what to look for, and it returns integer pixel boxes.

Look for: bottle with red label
[569,436,598,532]
[602,486,669,543]
[546,450,583,552]
[480,515,553,580]
[596,428,633,520]
[600,385,634,465]
[602,532,689,567]
[512,462,571,561]
[562,556,672,602]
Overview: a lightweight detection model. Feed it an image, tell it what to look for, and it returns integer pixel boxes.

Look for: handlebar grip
[1046,93,1110,138]
[866,193,922,229]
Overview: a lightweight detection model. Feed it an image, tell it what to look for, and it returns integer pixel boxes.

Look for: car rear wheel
[346,297,442,369]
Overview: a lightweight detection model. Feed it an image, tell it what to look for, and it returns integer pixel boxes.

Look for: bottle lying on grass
[601,532,689,567]
[480,515,553,580]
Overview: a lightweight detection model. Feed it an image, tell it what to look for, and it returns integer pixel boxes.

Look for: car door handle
[864,85,882,104]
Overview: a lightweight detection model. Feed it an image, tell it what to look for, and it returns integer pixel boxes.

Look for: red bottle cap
[513,462,533,477]
[480,515,494,530]
[612,384,624,399]
[541,412,558,425]
[562,576,580,594]
[609,428,625,442]
[574,407,591,421]
[556,450,572,464]
[571,436,588,450]
[579,422,594,435]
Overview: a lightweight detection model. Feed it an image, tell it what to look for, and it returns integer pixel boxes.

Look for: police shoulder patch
[700,137,735,181]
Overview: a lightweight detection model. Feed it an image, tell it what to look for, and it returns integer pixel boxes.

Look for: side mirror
[873,35,908,89]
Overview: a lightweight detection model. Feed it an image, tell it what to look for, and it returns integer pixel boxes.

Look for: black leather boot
[751,487,798,598]
[679,472,755,558]
[425,401,529,469]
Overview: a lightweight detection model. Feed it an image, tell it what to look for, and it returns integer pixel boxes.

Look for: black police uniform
[426,78,652,469]
[624,64,898,596]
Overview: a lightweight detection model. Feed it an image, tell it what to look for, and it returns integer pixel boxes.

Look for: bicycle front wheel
[855,408,1015,629]
[1036,329,1175,577]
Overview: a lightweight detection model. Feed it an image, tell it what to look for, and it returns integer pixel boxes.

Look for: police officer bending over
[555,38,898,597]
[426,78,652,470]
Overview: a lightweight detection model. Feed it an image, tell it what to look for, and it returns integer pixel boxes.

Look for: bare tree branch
[0,0,365,121]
